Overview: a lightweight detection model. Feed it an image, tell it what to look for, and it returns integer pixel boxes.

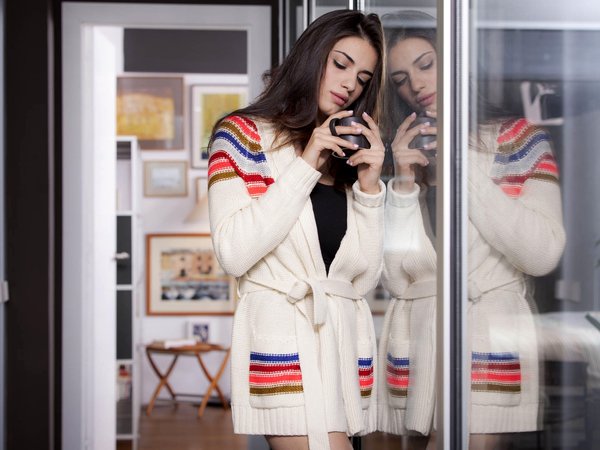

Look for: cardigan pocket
[248,335,305,408]
[385,338,410,409]
[471,351,522,406]
[470,302,522,406]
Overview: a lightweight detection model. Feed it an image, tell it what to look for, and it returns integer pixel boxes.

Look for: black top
[310,182,348,274]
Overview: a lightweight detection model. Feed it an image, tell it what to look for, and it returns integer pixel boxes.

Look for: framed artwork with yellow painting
[191,84,248,168]
[117,76,184,150]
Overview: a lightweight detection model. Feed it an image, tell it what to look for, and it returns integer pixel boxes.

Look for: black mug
[329,116,370,158]
[408,113,436,150]
[408,113,437,184]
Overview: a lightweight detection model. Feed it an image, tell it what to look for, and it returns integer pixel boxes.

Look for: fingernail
[410,112,416,117]
[353,144,359,148]
[362,111,369,117]
[347,160,353,166]
[348,110,353,114]
[423,143,429,150]
[354,127,362,133]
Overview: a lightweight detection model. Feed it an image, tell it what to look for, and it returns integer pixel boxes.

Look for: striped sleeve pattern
[386,353,409,398]
[208,115,274,198]
[471,352,521,393]
[249,352,304,396]
[490,118,559,198]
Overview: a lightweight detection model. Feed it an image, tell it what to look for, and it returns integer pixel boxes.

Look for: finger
[418,125,437,136]
[333,124,363,136]
[347,149,384,166]
[424,110,437,119]
[422,140,438,151]
[397,112,418,134]
[360,111,379,134]
[322,109,354,127]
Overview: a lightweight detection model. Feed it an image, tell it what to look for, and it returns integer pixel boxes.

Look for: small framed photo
[117,76,184,150]
[190,84,249,168]
[143,161,188,197]
[187,321,210,343]
[366,281,392,315]
[146,233,236,315]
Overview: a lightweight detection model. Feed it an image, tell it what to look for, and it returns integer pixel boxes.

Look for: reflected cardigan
[377,119,566,435]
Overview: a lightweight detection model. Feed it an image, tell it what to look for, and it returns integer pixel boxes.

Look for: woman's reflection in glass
[377,10,566,450]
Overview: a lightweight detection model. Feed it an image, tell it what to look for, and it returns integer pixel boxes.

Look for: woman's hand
[302,110,363,170]
[391,111,437,193]
[346,112,385,194]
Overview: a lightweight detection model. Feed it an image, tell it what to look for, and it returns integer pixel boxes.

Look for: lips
[331,92,348,107]
[418,93,436,107]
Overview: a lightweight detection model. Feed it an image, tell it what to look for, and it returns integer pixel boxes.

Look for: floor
[120,403,407,450]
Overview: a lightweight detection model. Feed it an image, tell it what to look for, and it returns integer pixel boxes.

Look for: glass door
[466,1,600,449]
[363,0,600,449]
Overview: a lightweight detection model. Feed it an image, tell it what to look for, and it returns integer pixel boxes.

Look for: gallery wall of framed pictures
[116,73,249,319]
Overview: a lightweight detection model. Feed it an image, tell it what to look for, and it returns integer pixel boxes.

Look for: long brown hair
[213,9,384,188]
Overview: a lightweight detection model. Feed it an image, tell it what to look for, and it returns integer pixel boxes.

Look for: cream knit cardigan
[208,116,385,450]
[377,119,566,435]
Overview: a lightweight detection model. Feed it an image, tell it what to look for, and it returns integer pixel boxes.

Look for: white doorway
[61,3,271,449]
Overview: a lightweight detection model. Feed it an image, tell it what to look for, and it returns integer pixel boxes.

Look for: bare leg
[425,432,504,450]
[469,434,503,450]
[266,432,352,450]
[425,431,436,450]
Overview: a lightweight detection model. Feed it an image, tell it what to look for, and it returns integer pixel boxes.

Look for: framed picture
[117,76,184,150]
[146,233,236,315]
[143,161,188,197]
[366,281,392,315]
[190,84,249,168]
[187,321,210,343]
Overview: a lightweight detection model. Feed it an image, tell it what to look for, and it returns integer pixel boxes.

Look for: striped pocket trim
[249,352,303,396]
[471,352,521,393]
[358,357,374,398]
[387,353,409,398]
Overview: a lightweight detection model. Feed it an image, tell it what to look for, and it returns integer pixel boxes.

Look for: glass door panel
[362,1,440,448]
[467,1,600,449]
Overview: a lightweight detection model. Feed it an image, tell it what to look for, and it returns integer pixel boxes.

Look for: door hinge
[1,280,8,303]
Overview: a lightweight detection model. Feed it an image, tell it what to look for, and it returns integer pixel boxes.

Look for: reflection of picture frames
[146,233,236,316]
[190,84,248,168]
[143,161,188,197]
[117,76,184,150]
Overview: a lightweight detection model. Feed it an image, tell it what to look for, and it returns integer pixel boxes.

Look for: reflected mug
[409,113,437,183]
[329,115,370,159]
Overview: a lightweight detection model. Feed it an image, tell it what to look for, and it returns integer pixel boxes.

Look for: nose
[341,75,357,93]
[409,73,426,93]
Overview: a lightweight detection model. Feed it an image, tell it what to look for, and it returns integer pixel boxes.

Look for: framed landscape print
[146,234,235,315]
[143,161,188,197]
[190,84,248,168]
[117,76,184,150]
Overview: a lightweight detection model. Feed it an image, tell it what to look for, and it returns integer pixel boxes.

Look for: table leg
[196,348,231,417]
[146,352,180,416]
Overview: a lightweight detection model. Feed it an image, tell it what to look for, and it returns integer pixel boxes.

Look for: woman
[207,10,386,450]
[377,10,566,449]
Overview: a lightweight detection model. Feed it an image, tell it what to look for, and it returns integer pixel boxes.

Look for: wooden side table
[145,341,231,418]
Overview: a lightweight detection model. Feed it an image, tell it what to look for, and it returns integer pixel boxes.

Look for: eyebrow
[390,51,434,77]
[333,50,374,77]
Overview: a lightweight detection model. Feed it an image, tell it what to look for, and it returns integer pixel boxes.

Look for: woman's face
[388,37,437,113]
[318,36,378,120]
